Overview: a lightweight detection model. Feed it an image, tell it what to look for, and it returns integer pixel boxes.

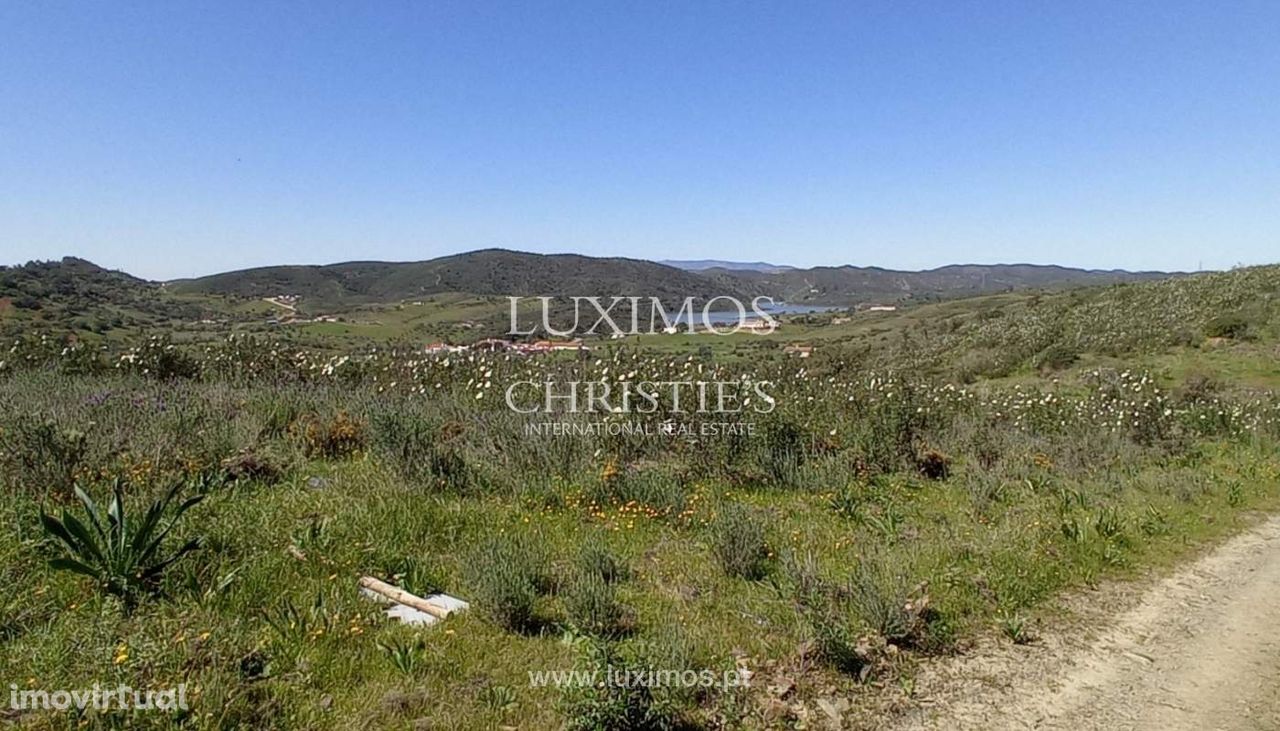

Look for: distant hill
[4,250,1184,335]
[170,249,752,311]
[0,257,212,334]
[705,263,1176,305]
[660,259,794,273]
[174,249,1177,311]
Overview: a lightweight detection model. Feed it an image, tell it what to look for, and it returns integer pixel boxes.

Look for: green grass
[3,428,1276,728]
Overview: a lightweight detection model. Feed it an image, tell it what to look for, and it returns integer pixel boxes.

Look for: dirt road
[893,515,1280,730]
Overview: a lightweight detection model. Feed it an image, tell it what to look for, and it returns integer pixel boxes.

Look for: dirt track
[892,515,1280,730]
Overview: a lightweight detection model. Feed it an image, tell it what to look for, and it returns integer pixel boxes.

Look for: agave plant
[40,479,204,608]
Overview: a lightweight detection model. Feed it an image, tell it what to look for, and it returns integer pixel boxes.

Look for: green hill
[171,249,1178,312]
[168,249,753,311]
[4,250,1190,340]
[705,262,1174,305]
[0,257,210,335]
[812,264,1280,381]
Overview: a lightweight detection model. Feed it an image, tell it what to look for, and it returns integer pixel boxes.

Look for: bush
[117,337,200,379]
[844,561,935,647]
[1033,343,1079,372]
[577,538,631,584]
[295,411,367,460]
[466,534,550,632]
[219,448,285,485]
[915,449,951,481]
[587,464,687,519]
[793,555,947,676]
[709,504,771,580]
[560,641,691,731]
[0,416,87,497]
[371,411,470,491]
[761,415,806,484]
[1204,313,1254,340]
[563,569,634,638]
[807,607,888,677]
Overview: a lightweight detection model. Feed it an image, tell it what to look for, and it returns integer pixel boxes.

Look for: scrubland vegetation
[1,266,1278,729]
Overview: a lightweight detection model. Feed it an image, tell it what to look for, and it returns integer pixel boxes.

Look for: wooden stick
[358,576,451,620]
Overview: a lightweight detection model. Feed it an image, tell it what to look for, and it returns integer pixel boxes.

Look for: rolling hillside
[169,249,753,311]
[0,257,213,334]
[705,263,1176,305]
[806,264,1280,382]
[6,250,1184,333]
[171,249,1177,311]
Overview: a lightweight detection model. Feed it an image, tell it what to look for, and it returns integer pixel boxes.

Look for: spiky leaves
[40,479,204,608]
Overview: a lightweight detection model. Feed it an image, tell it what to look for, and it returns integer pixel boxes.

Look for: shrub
[466,534,550,632]
[560,641,689,731]
[1033,343,1079,372]
[807,607,887,677]
[219,448,285,485]
[845,561,934,647]
[762,415,806,484]
[117,337,200,379]
[849,387,926,475]
[1180,373,1223,404]
[295,411,367,459]
[40,479,204,609]
[370,411,470,491]
[587,464,687,519]
[577,538,630,584]
[793,555,947,676]
[0,416,87,497]
[915,449,951,481]
[563,568,634,638]
[1204,313,1253,340]
[709,504,771,580]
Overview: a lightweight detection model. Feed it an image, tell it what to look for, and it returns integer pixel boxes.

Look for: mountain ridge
[5,249,1184,319]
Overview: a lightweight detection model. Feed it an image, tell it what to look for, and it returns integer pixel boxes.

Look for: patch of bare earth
[883,514,1280,730]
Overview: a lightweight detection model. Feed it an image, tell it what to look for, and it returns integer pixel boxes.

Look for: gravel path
[891,515,1280,730]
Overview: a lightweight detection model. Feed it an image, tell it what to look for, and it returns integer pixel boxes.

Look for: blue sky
[2,1,1278,279]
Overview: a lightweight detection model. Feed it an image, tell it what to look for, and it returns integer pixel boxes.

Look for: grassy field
[1,267,1279,729]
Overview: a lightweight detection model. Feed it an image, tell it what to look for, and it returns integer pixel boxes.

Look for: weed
[1227,481,1244,507]
[709,503,771,580]
[588,464,687,519]
[0,416,87,497]
[1139,505,1169,536]
[263,592,333,645]
[378,635,428,676]
[466,533,550,633]
[371,410,471,491]
[999,611,1033,644]
[295,411,367,459]
[40,478,204,609]
[915,449,952,480]
[762,415,806,484]
[1093,506,1125,539]
[577,538,631,584]
[478,683,518,714]
[219,447,285,485]
[563,568,635,638]
[560,640,690,731]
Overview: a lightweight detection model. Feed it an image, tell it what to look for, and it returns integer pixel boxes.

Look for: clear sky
[2,1,1278,279]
